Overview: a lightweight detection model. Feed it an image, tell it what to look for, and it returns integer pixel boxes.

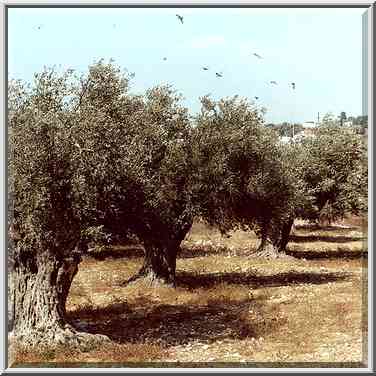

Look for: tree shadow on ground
[89,245,243,260]
[289,234,364,244]
[86,244,366,263]
[294,224,359,232]
[68,296,278,347]
[67,269,350,347]
[285,248,367,260]
[175,270,351,290]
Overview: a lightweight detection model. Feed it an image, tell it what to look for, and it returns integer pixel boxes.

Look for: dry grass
[9,217,367,367]
[10,342,166,367]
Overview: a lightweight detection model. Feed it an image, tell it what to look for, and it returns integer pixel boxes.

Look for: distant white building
[343,120,354,127]
[291,132,313,143]
[279,121,319,144]
[302,121,318,129]
[299,121,318,139]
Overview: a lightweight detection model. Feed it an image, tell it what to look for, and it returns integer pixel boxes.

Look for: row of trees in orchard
[8,61,368,346]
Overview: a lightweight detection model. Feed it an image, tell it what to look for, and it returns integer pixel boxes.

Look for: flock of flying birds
[172,14,296,102]
[35,13,297,103]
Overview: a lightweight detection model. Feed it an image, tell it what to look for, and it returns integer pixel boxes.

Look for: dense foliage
[287,123,368,224]
[191,96,297,254]
[9,70,80,262]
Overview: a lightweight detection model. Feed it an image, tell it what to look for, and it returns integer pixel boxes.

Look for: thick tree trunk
[125,238,181,287]
[126,220,193,287]
[279,217,294,252]
[138,242,178,286]
[253,216,294,259]
[255,232,281,259]
[9,248,108,347]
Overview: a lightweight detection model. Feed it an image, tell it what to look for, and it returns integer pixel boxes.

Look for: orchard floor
[10,218,368,368]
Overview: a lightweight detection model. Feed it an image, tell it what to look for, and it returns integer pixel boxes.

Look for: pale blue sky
[8,7,365,123]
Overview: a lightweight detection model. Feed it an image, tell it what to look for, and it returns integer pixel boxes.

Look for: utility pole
[317,112,320,125]
[291,82,296,139]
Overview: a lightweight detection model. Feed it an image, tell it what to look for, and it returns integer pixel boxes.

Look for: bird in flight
[270,80,278,85]
[253,52,263,59]
[216,72,223,78]
[291,82,296,90]
[202,66,209,71]
[163,57,167,61]
[35,24,43,30]
[254,96,259,100]
[176,14,184,24]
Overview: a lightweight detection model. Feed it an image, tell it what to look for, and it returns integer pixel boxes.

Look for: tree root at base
[10,323,110,349]
[122,270,175,288]
[251,247,296,260]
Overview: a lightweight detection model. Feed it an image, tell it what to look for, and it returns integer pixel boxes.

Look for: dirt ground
[9,218,368,368]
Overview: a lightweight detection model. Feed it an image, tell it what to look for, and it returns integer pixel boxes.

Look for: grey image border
[0,1,374,373]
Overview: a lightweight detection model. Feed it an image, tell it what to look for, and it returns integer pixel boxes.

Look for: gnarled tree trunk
[135,241,178,286]
[254,216,295,259]
[9,247,108,347]
[126,219,193,287]
[279,216,295,252]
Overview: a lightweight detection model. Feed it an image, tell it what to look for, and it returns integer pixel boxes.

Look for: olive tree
[72,61,194,286]
[122,86,195,285]
[291,123,368,225]
[191,96,297,258]
[8,70,108,346]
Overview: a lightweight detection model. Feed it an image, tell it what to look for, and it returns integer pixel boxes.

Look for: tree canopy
[191,96,297,255]
[287,123,367,224]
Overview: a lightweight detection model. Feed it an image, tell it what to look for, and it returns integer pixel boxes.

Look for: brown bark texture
[9,247,108,347]
[126,219,193,287]
[254,216,295,259]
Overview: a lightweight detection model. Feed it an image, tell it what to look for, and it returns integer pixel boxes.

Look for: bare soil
[9,217,368,368]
